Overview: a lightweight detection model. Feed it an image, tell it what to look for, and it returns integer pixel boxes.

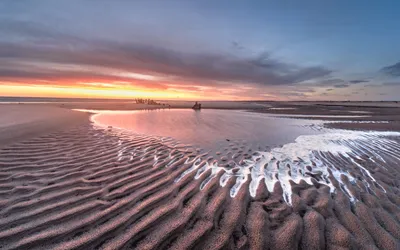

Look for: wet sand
[253,102,400,131]
[0,105,88,148]
[0,103,399,249]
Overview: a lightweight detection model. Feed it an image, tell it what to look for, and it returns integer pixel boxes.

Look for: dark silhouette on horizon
[192,101,201,110]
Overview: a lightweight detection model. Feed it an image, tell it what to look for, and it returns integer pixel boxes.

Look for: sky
[0,0,400,101]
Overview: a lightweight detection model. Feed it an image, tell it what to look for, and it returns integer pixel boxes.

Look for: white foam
[270,114,370,118]
[177,130,400,205]
[269,107,297,110]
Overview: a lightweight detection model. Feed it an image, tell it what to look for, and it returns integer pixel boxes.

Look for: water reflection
[92,109,320,151]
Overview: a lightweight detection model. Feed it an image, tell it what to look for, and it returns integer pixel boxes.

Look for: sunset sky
[1,0,400,100]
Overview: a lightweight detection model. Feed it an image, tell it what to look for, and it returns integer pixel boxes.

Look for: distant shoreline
[1,96,400,103]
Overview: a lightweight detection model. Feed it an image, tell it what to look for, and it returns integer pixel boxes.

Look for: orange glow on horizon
[0,82,262,101]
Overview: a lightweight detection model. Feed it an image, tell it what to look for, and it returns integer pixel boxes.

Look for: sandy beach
[0,102,399,250]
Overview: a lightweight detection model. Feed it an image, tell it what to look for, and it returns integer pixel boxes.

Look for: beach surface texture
[0,103,399,250]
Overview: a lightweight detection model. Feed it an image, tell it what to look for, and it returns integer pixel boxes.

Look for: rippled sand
[0,109,400,249]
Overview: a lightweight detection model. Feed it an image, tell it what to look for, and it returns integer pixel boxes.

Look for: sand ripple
[178,131,400,206]
[0,121,399,249]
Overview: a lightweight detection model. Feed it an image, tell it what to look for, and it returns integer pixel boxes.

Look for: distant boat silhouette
[192,102,201,110]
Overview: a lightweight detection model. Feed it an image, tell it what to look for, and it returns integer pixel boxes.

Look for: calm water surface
[92,109,320,150]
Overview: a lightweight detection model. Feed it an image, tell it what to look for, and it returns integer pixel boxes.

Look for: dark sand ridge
[0,104,399,249]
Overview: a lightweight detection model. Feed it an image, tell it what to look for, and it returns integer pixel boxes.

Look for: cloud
[334,83,350,88]
[285,92,307,97]
[317,78,369,88]
[349,79,369,84]
[381,82,400,86]
[319,78,346,86]
[0,20,332,90]
[380,61,400,77]
[0,67,169,90]
[364,83,382,88]
[232,41,244,50]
